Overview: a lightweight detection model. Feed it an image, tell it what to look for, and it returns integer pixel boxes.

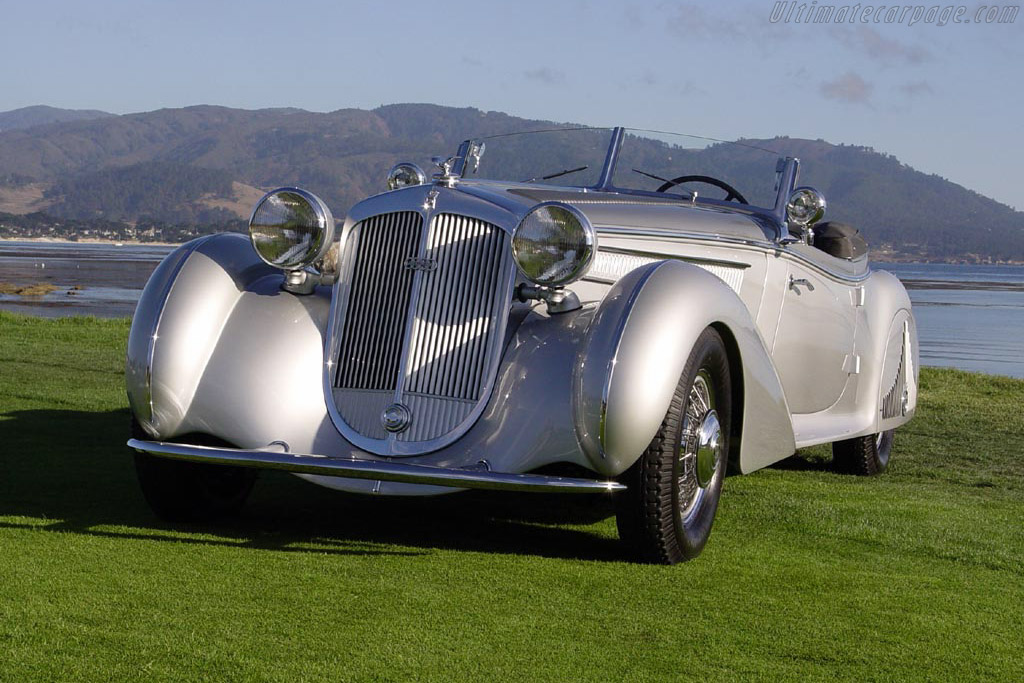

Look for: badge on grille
[381,403,411,433]
[404,257,437,272]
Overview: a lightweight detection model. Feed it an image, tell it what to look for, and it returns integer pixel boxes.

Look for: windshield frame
[455,127,801,238]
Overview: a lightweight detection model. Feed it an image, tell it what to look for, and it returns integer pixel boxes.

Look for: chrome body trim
[598,246,752,271]
[585,250,746,295]
[128,439,624,493]
[594,227,870,284]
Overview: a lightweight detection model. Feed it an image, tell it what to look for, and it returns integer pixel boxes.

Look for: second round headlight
[249,188,335,270]
[511,203,596,287]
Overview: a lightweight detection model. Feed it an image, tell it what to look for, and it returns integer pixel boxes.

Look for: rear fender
[574,260,795,476]
[857,270,919,433]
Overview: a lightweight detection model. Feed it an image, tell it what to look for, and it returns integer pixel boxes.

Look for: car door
[770,254,858,414]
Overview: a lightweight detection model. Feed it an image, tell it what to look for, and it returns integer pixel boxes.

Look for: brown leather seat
[814,221,868,260]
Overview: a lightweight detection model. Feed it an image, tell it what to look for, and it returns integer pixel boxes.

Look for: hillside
[0,105,113,132]
[0,104,1021,261]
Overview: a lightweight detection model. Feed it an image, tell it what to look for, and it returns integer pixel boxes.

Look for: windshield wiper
[632,168,670,183]
[522,165,589,183]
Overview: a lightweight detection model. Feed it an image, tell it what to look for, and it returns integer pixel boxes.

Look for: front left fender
[126,233,328,440]
[574,260,796,476]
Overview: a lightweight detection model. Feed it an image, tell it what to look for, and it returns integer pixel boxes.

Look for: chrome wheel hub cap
[695,410,721,488]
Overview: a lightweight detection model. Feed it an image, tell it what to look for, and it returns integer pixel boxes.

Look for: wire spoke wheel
[678,370,717,521]
[616,327,732,564]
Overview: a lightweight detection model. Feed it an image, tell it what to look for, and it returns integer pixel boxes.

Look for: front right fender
[574,260,796,476]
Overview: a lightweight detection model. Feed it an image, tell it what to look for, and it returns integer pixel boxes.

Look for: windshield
[460,127,612,187]
[613,130,782,209]
[458,127,784,211]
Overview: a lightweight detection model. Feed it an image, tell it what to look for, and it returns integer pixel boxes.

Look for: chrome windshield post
[596,127,625,190]
[773,156,801,242]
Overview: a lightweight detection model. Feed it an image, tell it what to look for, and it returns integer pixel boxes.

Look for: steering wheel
[655,174,749,204]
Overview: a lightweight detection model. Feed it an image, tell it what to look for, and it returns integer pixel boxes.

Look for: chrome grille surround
[325,202,514,456]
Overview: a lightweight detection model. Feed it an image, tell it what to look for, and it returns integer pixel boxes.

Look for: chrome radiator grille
[405,214,507,401]
[335,212,422,391]
[330,210,512,454]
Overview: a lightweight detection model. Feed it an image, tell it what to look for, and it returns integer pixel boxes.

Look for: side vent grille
[881,324,910,419]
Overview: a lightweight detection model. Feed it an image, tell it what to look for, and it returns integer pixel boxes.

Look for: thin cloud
[677,79,708,97]
[900,80,934,96]
[820,72,873,104]
[524,68,566,85]
[659,2,793,40]
[832,25,931,65]
[640,69,659,86]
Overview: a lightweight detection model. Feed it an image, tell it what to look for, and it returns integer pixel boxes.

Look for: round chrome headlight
[386,163,427,191]
[511,203,596,287]
[786,187,826,227]
[249,188,335,270]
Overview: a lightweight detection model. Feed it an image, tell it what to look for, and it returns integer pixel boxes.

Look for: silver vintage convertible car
[126,127,918,563]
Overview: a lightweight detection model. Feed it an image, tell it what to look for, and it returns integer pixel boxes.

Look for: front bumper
[128,439,626,494]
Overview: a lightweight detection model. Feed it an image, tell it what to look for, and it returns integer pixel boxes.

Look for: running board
[127,439,626,494]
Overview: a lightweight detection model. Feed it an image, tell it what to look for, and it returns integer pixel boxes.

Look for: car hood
[457,182,777,242]
[346,181,777,244]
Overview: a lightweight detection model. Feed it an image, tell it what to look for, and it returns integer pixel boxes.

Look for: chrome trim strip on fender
[594,227,870,284]
[598,246,752,271]
[598,262,663,454]
[128,439,625,493]
[141,235,217,430]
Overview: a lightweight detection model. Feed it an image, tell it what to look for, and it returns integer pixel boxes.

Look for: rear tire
[132,419,257,522]
[832,429,894,476]
[615,327,732,564]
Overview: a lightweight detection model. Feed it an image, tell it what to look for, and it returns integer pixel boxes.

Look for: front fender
[574,260,795,476]
[126,233,330,441]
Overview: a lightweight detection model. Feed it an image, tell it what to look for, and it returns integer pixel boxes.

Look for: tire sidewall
[670,328,731,559]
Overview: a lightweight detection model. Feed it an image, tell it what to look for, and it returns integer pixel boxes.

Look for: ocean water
[1,240,1022,378]
[0,240,174,318]
[876,263,1024,379]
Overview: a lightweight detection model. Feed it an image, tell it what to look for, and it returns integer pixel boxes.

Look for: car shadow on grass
[0,408,624,562]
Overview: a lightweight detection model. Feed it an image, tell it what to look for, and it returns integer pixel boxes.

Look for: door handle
[788,275,814,293]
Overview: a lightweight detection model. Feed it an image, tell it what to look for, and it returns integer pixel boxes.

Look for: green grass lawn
[1,311,1021,681]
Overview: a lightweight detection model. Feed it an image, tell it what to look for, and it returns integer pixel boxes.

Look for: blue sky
[2,0,1021,208]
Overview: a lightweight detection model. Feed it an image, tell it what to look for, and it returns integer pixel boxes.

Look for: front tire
[832,429,894,476]
[615,327,732,564]
[132,419,257,522]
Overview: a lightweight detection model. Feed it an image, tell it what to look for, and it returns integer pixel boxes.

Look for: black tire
[615,327,732,564]
[132,419,257,522]
[832,429,894,476]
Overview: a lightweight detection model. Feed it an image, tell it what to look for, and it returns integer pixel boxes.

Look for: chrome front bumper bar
[127,439,626,494]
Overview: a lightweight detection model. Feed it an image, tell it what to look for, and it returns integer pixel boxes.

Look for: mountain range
[0,105,114,132]
[0,104,1020,261]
